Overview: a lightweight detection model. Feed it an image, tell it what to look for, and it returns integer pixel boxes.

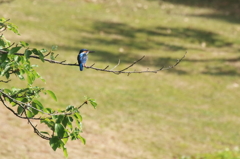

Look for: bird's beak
[89,51,95,53]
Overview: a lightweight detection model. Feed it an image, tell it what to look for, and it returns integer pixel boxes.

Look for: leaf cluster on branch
[0,18,185,158]
[0,18,97,158]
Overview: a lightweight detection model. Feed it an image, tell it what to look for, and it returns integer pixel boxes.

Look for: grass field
[1,0,240,158]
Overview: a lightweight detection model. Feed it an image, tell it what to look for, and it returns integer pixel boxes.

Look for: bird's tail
[79,63,83,71]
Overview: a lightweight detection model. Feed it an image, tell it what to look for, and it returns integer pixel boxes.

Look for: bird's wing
[79,53,88,65]
[77,54,81,65]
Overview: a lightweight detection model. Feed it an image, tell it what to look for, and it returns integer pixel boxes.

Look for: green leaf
[32,99,44,110]
[67,117,73,130]
[5,72,10,79]
[70,133,77,140]
[79,136,86,144]
[55,123,65,138]
[30,103,39,116]
[0,17,6,22]
[46,90,57,101]
[89,99,97,109]
[68,116,74,122]
[4,89,12,95]
[20,41,29,47]
[51,45,58,51]
[27,73,33,84]
[17,106,24,115]
[77,120,83,128]
[73,113,82,122]
[61,132,69,144]
[9,46,21,54]
[18,74,24,80]
[1,65,11,76]
[40,131,50,135]
[50,52,55,60]
[62,116,69,127]
[14,55,19,62]
[53,115,65,123]
[49,136,60,151]
[24,49,32,59]
[2,38,11,47]
[66,105,74,111]
[32,48,44,62]
[0,38,5,48]
[63,147,68,158]
[7,23,20,35]
[44,107,54,114]
[0,53,8,62]
[26,109,34,118]
[41,118,54,130]
[40,48,48,53]
[16,98,28,103]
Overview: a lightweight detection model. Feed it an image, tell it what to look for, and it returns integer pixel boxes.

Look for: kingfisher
[77,49,94,71]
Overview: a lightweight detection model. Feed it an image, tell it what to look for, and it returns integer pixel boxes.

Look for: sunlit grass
[1,0,240,158]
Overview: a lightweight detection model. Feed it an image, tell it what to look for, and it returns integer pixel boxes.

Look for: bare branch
[0,49,186,74]
[22,109,51,140]
[85,53,186,74]
[118,56,145,72]
[0,79,11,83]
[89,63,95,67]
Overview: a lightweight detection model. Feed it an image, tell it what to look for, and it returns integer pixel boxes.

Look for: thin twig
[0,79,11,83]
[118,56,145,72]
[44,51,52,57]
[23,109,51,140]
[110,59,120,71]
[103,65,109,70]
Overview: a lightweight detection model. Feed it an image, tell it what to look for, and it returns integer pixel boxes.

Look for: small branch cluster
[0,89,88,140]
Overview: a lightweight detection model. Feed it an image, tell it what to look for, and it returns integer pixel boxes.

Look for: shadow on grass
[148,0,240,24]
[0,0,13,4]
[184,57,240,76]
[66,20,232,57]
[32,20,239,76]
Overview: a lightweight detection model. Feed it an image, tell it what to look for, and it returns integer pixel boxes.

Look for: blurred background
[1,0,240,158]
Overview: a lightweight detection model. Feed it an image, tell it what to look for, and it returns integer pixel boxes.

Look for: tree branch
[0,89,88,140]
[0,79,11,83]
[0,89,88,117]
[0,49,186,74]
[0,96,41,120]
[23,109,51,140]
[0,95,51,140]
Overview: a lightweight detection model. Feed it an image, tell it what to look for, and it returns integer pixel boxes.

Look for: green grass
[178,148,240,159]
[1,0,240,158]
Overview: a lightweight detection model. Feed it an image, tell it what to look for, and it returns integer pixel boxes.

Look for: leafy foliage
[0,18,97,158]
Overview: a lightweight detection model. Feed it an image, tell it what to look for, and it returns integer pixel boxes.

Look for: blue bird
[77,49,94,71]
